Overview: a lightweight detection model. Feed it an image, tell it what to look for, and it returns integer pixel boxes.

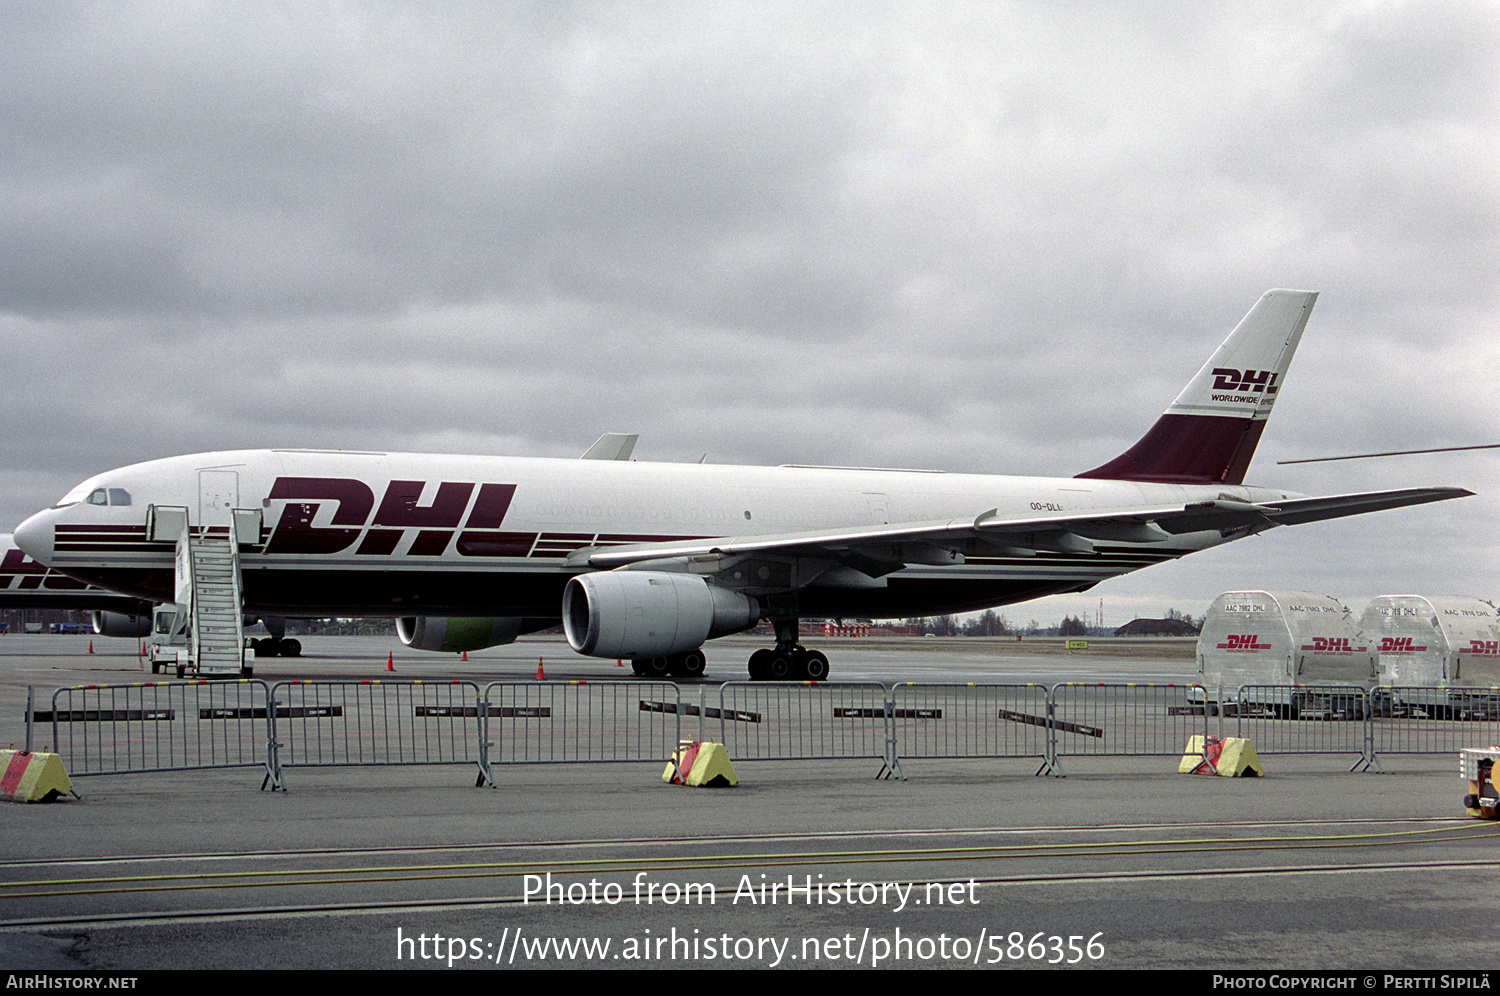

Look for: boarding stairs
[182,531,245,677]
[148,501,249,677]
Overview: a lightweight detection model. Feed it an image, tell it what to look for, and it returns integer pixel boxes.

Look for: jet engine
[396,616,525,653]
[563,571,760,659]
[91,611,151,639]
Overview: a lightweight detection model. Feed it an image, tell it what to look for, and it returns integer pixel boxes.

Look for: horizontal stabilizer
[1253,487,1475,526]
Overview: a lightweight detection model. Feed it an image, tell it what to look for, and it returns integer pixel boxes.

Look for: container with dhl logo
[1193,591,1375,719]
[1361,595,1500,719]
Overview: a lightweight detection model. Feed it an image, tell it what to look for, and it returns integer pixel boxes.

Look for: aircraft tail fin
[1075,289,1317,485]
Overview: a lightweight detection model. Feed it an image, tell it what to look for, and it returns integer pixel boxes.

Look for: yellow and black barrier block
[663,741,737,788]
[1179,735,1264,778]
[0,750,75,803]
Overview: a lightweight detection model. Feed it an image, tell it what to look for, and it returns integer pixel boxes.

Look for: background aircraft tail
[1076,289,1317,485]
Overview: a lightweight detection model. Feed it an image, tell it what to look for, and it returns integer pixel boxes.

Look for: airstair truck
[1193,591,1375,718]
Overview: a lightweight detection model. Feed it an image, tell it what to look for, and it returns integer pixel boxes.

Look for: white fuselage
[15,448,1301,619]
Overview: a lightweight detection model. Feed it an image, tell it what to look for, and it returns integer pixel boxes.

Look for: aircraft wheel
[670,650,706,678]
[631,659,648,676]
[768,653,793,680]
[802,650,829,681]
[280,638,301,658]
[640,656,671,678]
[747,649,771,680]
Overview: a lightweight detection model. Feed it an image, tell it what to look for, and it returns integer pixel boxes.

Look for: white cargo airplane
[13,291,1470,679]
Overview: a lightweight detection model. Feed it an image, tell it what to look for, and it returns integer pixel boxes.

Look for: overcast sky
[2,1,1495,627]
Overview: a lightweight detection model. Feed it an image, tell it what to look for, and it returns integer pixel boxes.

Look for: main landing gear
[745,617,830,681]
[250,637,302,658]
[747,646,829,681]
[630,649,707,679]
[623,618,832,682]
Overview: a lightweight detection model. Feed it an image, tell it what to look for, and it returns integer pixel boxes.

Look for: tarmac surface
[1,632,1498,972]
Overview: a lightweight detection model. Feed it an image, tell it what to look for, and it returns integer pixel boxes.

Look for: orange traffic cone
[616,658,624,667]
[386,652,395,672]
[461,651,467,661]
[88,641,94,654]
[536,658,546,680]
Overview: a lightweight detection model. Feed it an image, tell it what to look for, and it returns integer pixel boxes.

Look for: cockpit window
[84,488,132,507]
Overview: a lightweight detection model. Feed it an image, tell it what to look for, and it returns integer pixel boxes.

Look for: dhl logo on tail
[1211,368,1280,394]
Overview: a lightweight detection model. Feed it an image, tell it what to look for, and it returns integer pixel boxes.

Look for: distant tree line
[1164,607,1207,629]
[1057,614,1089,636]
[900,605,1205,638]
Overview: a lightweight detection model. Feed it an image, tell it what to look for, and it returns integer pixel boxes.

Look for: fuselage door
[198,470,239,531]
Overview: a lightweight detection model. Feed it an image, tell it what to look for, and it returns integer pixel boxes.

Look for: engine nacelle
[92,611,151,638]
[397,616,524,653]
[563,572,760,659]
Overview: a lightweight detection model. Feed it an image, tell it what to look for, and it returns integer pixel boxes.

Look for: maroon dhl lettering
[0,547,90,591]
[1216,634,1271,651]
[1302,637,1362,653]
[264,478,519,557]
[1465,640,1500,657]
[1379,637,1428,653]
[1210,368,1280,394]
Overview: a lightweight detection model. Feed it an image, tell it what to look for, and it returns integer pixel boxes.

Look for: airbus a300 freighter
[13,291,1470,679]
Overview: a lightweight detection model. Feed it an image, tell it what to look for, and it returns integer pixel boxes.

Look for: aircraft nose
[13,508,56,565]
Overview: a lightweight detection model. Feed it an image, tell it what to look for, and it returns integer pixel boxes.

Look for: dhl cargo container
[1360,595,1500,717]
[1193,591,1375,717]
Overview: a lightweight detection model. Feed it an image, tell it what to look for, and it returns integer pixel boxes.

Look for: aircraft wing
[582,486,1472,570]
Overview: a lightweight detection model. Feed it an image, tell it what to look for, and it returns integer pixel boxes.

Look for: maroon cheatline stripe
[55,524,147,535]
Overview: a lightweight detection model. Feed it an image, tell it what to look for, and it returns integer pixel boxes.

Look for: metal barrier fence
[1049,683,1208,774]
[1224,685,1374,771]
[889,683,1051,775]
[45,680,271,778]
[266,680,487,788]
[1371,685,1500,764]
[480,681,682,772]
[37,679,1500,787]
[715,682,893,775]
